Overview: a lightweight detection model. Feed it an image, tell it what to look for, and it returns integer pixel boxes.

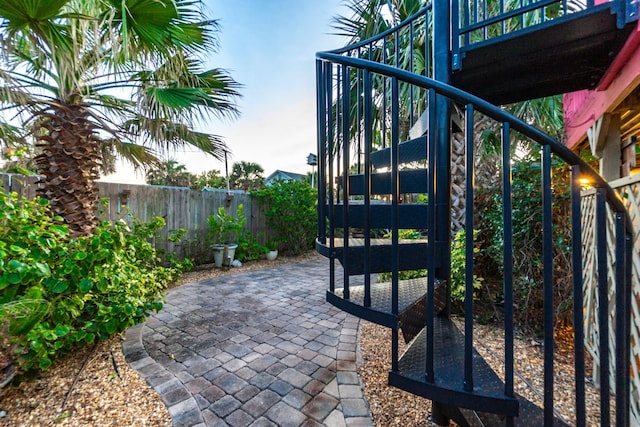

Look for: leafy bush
[252,180,317,255]
[0,192,186,372]
[474,160,572,331]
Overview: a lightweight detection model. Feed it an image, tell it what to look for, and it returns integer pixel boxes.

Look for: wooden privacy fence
[582,173,640,425]
[0,173,275,264]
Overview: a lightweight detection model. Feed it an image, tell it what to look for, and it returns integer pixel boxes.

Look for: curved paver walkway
[123,257,374,427]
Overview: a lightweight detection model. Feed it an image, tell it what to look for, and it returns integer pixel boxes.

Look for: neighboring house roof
[265,170,306,185]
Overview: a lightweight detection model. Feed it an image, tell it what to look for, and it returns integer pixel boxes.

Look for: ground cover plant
[0,192,187,372]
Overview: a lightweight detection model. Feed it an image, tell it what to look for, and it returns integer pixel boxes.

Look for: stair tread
[369,136,427,169]
[320,237,427,248]
[330,204,431,229]
[468,402,571,426]
[316,238,432,275]
[327,277,433,328]
[389,318,519,416]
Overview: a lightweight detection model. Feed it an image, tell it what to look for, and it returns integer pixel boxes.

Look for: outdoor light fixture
[119,189,131,206]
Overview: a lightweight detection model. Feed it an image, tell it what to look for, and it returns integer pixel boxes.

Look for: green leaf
[7,259,26,272]
[34,262,51,277]
[54,325,70,337]
[38,357,52,370]
[51,280,69,293]
[78,278,93,292]
[104,318,118,334]
[0,0,69,26]
[75,252,88,260]
[145,87,209,109]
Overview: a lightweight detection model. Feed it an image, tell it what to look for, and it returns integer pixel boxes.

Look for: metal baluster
[542,145,554,425]
[501,122,514,401]
[356,49,362,174]
[500,0,505,35]
[463,103,475,392]
[426,88,437,383]
[383,36,387,149]
[595,188,610,427]
[328,63,336,294]
[341,65,351,300]
[614,211,629,427]
[316,60,327,246]
[391,76,400,372]
[570,165,586,426]
[426,9,432,78]
[363,69,372,308]
[622,229,632,427]
[410,22,415,124]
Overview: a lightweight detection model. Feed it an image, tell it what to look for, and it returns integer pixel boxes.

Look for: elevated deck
[453,4,636,104]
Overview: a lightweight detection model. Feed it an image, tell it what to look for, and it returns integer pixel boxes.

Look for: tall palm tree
[0,0,241,235]
[229,161,264,191]
[146,159,194,188]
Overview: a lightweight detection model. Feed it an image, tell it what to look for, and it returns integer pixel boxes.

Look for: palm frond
[123,117,228,160]
[105,138,160,170]
[0,0,69,30]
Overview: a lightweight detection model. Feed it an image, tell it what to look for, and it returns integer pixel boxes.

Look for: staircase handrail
[316,51,631,229]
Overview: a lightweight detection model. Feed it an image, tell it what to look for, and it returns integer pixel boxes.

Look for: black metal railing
[454,0,593,48]
[450,0,639,71]
[315,50,633,426]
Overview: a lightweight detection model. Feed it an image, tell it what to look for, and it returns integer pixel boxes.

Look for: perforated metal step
[326,277,444,330]
[389,318,519,417]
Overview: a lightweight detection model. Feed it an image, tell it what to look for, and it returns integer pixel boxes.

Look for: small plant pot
[212,244,238,268]
[265,250,278,261]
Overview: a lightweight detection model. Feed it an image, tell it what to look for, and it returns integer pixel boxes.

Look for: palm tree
[229,161,264,191]
[192,169,226,190]
[0,0,241,235]
[146,160,194,188]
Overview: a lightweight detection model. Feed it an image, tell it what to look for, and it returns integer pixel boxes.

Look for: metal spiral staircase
[315,1,637,425]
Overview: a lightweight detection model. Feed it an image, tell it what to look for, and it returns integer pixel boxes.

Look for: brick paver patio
[123,257,373,427]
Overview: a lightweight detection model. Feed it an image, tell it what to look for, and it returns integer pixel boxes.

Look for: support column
[598,114,622,181]
[433,0,452,314]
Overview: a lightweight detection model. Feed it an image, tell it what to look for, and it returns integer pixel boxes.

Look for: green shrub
[474,160,572,331]
[450,229,484,303]
[252,180,317,255]
[0,192,186,372]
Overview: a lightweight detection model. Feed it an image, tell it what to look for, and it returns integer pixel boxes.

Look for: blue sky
[106,0,348,183]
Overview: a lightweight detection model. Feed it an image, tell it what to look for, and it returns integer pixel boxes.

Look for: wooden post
[598,114,622,181]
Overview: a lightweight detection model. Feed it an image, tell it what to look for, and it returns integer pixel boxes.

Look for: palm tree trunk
[34,103,100,236]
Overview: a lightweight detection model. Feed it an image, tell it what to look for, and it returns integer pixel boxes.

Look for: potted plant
[207,205,246,268]
[265,239,279,261]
